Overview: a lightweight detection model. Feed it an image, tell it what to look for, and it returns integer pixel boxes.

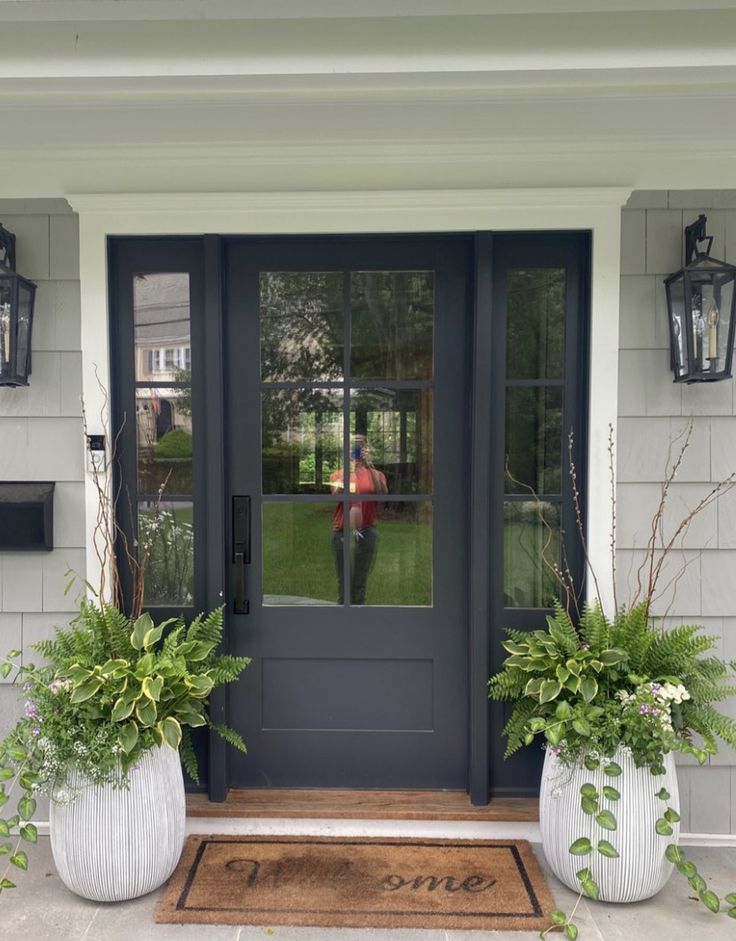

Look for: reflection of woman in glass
[330,435,388,605]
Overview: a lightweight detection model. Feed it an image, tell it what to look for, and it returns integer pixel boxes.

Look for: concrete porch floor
[2,838,736,941]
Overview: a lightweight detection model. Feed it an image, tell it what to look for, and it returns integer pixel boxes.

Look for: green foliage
[0,602,250,893]
[488,600,736,771]
[153,428,193,460]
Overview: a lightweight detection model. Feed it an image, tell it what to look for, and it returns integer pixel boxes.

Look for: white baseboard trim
[32,818,736,847]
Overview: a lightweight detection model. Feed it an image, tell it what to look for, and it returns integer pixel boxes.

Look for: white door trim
[69,185,632,613]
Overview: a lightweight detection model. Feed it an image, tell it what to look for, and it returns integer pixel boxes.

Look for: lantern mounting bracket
[0,224,16,273]
[684,213,713,264]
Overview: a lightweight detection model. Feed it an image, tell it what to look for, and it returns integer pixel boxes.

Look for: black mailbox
[0,482,54,551]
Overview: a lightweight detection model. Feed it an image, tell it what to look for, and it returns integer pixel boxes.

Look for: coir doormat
[155,835,555,930]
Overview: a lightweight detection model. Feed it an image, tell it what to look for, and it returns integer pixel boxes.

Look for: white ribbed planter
[539,746,680,903]
[49,744,186,902]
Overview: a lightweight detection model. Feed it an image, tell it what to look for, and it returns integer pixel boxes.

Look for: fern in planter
[0,385,250,895]
[490,600,736,771]
[489,426,736,935]
[0,602,249,892]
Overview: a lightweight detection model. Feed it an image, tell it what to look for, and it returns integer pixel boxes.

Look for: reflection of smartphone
[351,446,363,460]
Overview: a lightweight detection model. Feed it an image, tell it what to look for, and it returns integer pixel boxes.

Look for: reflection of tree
[505,270,565,495]
[351,272,433,379]
[506,269,564,380]
[260,273,343,381]
[172,368,192,417]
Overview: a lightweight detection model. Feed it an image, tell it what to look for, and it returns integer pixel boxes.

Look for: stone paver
[1,839,735,941]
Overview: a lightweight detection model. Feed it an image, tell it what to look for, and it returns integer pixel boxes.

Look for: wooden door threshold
[187,789,539,822]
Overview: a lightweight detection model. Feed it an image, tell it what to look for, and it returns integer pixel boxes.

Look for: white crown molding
[4,1,736,23]
[67,188,634,217]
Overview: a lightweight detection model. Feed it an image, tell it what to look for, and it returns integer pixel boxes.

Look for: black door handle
[233,496,251,614]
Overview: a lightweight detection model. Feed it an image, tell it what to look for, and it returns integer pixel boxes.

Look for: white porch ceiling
[0,4,735,196]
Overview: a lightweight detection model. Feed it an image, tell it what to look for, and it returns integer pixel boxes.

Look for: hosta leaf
[10,852,27,870]
[555,700,573,720]
[70,678,103,704]
[131,613,154,651]
[580,677,598,702]
[539,680,562,704]
[135,653,156,677]
[111,696,135,722]
[571,718,591,737]
[597,840,619,858]
[135,698,157,727]
[595,810,617,831]
[19,824,37,844]
[142,625,164,649]
[700,890,720,913]
[100,659,128,676]
[160,717,182,750]
[604,762,622,777]
[598,648,628,665]
[119,722,139,755]
[569,838,592,856]
[664,808,680,824]
[141,676,163,702]
[602,786,620,801]
[655,818,673,836]
[556,665,570,685]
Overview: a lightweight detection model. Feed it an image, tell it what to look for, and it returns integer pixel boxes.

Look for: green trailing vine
[0,602,250,892]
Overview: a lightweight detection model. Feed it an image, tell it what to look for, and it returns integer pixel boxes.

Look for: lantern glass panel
[667,276,689,379]
[688,267,734,378]
[16,281,34,380]
[0,276,13,381]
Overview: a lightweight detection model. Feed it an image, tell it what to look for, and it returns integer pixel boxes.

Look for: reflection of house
[133,273,191,385]
[3,2,736,840]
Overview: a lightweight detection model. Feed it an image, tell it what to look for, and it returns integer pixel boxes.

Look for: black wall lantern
[664,214,736,383]
[0,224,37,387]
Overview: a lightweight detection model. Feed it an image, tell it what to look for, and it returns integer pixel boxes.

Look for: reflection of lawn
[262,502,432,606]
[503,520,559,608]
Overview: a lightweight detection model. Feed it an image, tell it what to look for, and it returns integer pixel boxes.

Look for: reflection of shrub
[154,429,192,460]
[139,509,194,606]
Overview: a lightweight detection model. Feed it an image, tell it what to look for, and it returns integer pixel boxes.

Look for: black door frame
[108,230,590,805]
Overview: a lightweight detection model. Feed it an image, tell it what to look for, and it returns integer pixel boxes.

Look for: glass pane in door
[506,268,565,380]
[350,271,434,379]
[262,502,339,606]
[262,389,343,494]
[260,272,343,381]
[346,500,433,607]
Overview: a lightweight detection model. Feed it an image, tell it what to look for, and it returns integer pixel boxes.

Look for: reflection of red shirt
[331,466,387,530]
